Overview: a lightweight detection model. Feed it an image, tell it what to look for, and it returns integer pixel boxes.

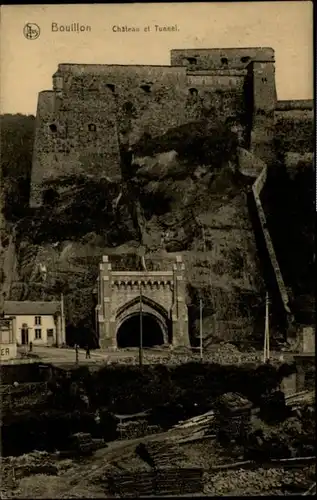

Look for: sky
[0,2,313,116]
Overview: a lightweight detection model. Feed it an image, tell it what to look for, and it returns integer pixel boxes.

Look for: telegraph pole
[75,344,79,365]
[266,291,270,361]
[61,293,65,346]
[199,299,203,362]
[139,283,143,367]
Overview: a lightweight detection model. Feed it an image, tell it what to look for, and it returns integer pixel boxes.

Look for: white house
[0,317,17,361]
[3,301,66,347]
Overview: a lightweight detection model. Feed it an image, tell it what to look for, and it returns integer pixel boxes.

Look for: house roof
[4,301,61,316]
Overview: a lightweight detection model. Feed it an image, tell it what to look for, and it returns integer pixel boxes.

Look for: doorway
[116,313,165,348]
[21,328,29,345]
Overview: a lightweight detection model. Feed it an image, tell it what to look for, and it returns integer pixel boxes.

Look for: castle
[30,47,313,207]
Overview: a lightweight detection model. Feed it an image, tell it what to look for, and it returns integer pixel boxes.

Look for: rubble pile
[204,465,315,495]
[100,346,287,366]
[2,474,67,499]
[245,404,316,459]
[2,383,50,412]
[0,451,73,497]
[215,392,253,412]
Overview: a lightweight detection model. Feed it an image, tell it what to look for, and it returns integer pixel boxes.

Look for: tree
[1,114,35,220]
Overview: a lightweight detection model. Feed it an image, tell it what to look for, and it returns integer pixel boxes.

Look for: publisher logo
[23,23,40,40]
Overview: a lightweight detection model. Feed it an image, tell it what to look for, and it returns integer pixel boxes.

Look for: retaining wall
[252,165,292,324]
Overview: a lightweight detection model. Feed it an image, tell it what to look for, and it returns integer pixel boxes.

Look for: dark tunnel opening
[116,314,165,348]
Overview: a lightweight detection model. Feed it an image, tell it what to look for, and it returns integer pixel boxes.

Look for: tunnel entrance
[116,313,165,348]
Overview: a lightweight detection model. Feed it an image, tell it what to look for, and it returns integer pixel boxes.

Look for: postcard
[0,2,315,497]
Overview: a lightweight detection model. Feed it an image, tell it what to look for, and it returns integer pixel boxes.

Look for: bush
[85,362,288,414]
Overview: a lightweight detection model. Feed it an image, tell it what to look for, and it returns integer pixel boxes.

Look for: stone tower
[30,47,278,207]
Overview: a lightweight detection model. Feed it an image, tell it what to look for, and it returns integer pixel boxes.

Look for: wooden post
[75,344,79,365]
[60,293,65,345]
[199,299,203,362]
[139,283,143,367]
[263,291,270,362]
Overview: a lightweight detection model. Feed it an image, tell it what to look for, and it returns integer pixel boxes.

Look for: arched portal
[115,295,170,348]
[116,313,165,348]
[96,255,190,349]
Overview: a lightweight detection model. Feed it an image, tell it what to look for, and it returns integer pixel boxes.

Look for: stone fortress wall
[29,46,314,207]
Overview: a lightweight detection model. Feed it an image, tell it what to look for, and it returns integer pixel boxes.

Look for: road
[20,345,173,367]
[30,346,106,363]
[20,346,141,365]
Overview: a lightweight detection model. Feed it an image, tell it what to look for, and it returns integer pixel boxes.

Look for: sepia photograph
[0,1,315,497]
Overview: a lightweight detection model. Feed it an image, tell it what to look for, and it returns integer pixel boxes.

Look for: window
[241,56,251,64]
[221,57,228,66]
[183,57,197,66]
[187,57,197,65]
[122,101,137,117]
[49,123,57,133]
[88,123,96,132]
[47,329,54,337]
[35,316,41,325]
[43,188,59,206]
[140,84,152,93]
[189,88,198,96]
[188,88,199,105]
[123,101,134,113]
[106,83,115,93]
[35,329,42,339]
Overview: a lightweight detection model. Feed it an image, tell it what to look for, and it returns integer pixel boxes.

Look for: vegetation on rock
[0,112,314,345]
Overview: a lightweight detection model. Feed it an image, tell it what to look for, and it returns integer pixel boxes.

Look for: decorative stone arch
[95,255,189,349]
[115,295,170,346]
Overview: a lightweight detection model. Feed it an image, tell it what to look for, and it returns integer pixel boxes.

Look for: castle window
[122,101,137,117]
[88,123,97,132]
[123,101,134,113]
[49,123,57,133]
[241,56,251,64]
[262,77,268,83]
[140,84,152,93]
[106,83,115,93]
[189,88,198,97]
[186,57,197,65]
[221,57,228,66]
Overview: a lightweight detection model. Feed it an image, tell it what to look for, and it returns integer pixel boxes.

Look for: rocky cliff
[1,113,313,347]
